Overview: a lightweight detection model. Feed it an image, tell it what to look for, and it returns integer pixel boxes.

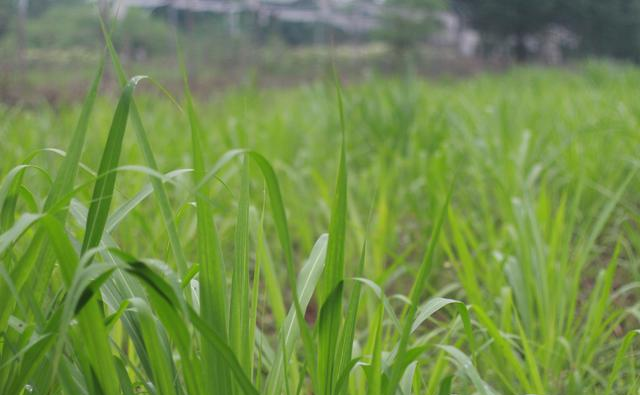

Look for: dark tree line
[455,0,640,62]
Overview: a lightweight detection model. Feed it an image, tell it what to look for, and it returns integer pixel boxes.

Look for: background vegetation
[4,0,640,104]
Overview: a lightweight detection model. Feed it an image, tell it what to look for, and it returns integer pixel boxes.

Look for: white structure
[114,0,479,55]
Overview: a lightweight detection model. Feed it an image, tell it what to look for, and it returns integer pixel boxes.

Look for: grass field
[1,48,639,394]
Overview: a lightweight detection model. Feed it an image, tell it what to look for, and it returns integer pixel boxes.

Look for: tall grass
[0,25,639,395]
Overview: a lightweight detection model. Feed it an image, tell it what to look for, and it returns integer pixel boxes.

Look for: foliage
[24,5,102,49]
[454,0,560,60]
[377,0,443,56]
[560,0,640,62]
[20,5,173,57]
[0,0,12,37]
[456,0,640,63]
[112,9,175,57]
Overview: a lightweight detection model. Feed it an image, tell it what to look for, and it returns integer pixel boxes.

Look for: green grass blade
[247,150,319,390]
[254,210,286,327]
[385,184,452,395]
[99,16,190,276]
[181,65,233,395]
[44,55,105,214]
[367,302,384,395]
[335,242,366,395]
[0,213,43,256]
[473,304,531,390]
[127,298,177,395]
[43,216,122,395]
[81,76,146,254]
[248,200,266,379]
[317,77,348,395]
[438,345,496,395]
[605,329,640,395]
[68,74,145,395]
[230,158,252,374]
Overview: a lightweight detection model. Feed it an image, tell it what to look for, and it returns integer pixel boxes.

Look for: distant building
[114,0,480,55]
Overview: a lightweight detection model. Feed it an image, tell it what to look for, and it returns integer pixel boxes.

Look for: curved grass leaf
[438,345,496,395]
[264,234,328,395]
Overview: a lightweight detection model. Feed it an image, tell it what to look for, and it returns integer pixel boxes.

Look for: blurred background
[1,0,639,103]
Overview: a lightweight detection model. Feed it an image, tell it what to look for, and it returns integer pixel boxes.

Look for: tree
[560,0,640,62]
[377,0,444,57]
[454,0,559,61]
[0,0,14,38]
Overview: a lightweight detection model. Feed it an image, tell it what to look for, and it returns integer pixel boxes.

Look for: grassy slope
[0,61,639,394]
